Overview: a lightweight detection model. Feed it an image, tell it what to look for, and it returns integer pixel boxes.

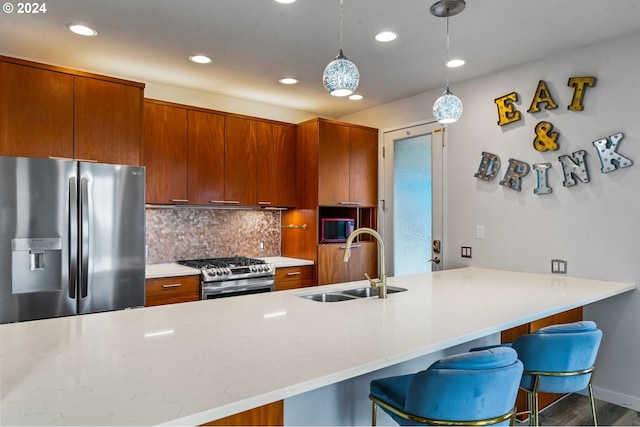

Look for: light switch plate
[476,225,485,239]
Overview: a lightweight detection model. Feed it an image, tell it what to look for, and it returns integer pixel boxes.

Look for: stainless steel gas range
[177,257,275,300]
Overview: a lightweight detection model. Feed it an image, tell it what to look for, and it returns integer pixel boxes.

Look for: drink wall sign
[474,77,633,194]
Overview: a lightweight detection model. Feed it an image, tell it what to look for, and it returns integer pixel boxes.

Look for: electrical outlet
[551,259,567,274]
[145,245,150,258]
[461,246,472,258]
[259,240,265,251]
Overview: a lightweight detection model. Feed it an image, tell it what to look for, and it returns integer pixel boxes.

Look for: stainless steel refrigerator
[0,156,146,324]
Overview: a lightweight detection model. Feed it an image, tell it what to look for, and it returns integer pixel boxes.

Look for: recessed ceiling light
[275,0,296,3]
[349,94,364,100]
[447,58,465,68]
[279,77,299,85]
[189,55,212,64]
[67,24,97,37]
[375,31,398,42]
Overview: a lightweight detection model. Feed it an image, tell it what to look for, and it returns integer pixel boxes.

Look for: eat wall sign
[474,76,633,194]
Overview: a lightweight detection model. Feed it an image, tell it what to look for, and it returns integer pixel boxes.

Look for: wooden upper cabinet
[74,77,142,165]
[0,61,74,158]
[318,121,350,206]
[0,56,144,163]
[142,101,188,204]
[317,120,378,207]
[257,122,296,207]
[349,126,378,206]
[187,110,225,205]
[224,116,257,206]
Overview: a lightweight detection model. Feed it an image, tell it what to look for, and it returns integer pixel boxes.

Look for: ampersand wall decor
[533,121,559,152]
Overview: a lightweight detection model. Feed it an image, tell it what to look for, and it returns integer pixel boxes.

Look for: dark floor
[518,393,640,426]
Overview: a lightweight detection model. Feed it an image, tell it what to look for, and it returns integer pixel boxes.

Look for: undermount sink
[341,285,406,298]
[302,293,356,302]
[301,286,407,302]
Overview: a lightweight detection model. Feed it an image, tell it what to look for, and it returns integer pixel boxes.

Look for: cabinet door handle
[171,199,189,203]
[225,200,241,204]
[286,272,301,276]
[339,201,352,205]
[339,244,362,249]
[162,283,182,288]
[209,200,226,204]
[258,201,272,205]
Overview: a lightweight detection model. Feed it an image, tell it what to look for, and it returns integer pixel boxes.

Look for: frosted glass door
[382,123,443,276]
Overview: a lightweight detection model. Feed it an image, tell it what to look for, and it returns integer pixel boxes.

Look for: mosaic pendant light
[323,0,359,96]
[431,0,465,123]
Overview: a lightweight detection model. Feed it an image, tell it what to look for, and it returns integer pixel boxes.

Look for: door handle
[69,177,77,299]
[80,177,90,298]
[428,257,441,264]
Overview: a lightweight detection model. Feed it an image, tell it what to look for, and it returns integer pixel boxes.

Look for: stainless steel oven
[177,257,275,300]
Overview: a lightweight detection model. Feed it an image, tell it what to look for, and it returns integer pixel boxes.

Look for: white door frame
[378,120,447,276]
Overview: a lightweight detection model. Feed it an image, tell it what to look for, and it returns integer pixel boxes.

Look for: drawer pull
[339,244,362,249]
[162,283,182,288]
[286,272,301,276]
[171,199,189,203]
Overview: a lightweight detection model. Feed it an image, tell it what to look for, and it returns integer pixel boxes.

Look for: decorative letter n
[558,150,590,187]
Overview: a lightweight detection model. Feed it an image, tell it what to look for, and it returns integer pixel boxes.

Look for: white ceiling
[2,0,640,118]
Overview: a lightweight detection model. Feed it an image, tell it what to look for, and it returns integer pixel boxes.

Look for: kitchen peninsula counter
[0,268,634,426]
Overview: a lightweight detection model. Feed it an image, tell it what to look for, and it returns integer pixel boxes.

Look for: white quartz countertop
[145,263,200,279]
[145,257,313,279]
[259,256,314,267]
[0,268,634,426]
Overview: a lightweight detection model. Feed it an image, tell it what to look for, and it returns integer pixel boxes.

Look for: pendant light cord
[339,0,344,52]
[445,14,450,89]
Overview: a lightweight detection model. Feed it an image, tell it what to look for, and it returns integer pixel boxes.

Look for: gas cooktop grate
[177,256,266,270]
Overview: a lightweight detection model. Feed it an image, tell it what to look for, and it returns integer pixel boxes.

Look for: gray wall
[341,31,640,410]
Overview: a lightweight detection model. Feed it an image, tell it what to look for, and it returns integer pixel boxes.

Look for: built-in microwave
[321,218,355,243]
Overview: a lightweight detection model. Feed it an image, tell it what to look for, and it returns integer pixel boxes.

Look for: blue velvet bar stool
[510,321,603,427]
[368,347,524,426]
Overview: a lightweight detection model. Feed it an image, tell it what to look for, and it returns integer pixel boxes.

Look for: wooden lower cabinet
[502,307,583,420]
[317,241,377,285]
[145,275,200,306]
[274,265,313,291]
[201,400,283,426]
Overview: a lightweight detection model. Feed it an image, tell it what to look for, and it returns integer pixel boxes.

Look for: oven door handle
[201,278,275,297]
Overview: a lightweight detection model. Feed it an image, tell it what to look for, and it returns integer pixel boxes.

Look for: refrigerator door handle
[69,177,78,299]
[80,177,90,298]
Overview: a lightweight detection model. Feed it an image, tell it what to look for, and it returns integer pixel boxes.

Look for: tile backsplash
[146,207,280,264]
